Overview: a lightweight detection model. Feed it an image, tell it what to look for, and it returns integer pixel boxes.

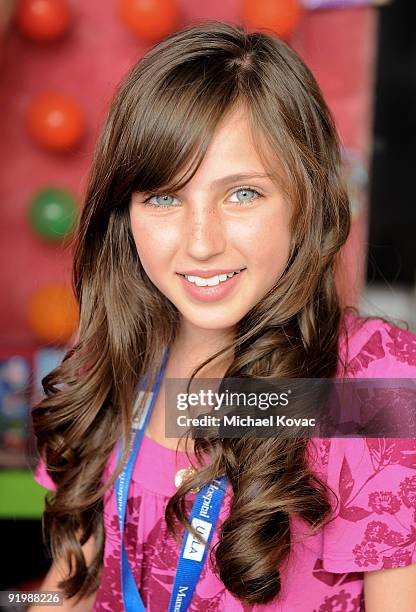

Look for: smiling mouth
[179,269,245,287]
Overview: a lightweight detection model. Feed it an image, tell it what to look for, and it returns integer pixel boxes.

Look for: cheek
[130,215,173,260]
[129,216,160,283]
[262,224,291,265]
[129,213,180,288]
[235,211,291,272]
[130,218,151,265]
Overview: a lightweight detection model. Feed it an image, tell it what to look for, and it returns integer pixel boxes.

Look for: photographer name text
[177,414,316,428]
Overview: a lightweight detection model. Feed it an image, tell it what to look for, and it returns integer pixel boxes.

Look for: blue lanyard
[115,348,228,612]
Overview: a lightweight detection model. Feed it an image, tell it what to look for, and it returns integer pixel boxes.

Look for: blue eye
[228,186,262,205]
[141,185,262,208]
[143,194,179,208]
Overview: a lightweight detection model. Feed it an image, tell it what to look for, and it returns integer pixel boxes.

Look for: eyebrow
[210,172,274,187]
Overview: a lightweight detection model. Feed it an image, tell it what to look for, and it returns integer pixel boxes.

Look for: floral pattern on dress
[346,330,385,376]
[386,325,416,366]
[325,437,416,571]
[312,588,364,612]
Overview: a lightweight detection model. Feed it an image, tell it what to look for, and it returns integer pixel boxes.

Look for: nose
[184,204,227,260]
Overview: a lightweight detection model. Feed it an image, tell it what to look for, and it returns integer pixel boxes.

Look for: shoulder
[337,309,416,378]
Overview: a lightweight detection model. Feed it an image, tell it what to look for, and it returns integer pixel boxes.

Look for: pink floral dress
[34,312,416,611]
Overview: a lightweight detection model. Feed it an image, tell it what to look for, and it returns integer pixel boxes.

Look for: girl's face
[130,105,292,335]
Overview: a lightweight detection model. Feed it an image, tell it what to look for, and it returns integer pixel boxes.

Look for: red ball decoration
[17,0,71,42]
[27,91,85,152]
[242,0,302,39]
[118,0,179,42]
[27,284,79,345]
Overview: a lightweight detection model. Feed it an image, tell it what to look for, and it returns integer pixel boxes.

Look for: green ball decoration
[28,187,77,241]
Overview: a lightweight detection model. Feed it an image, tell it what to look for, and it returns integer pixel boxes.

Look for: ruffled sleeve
[34,458,57,492]
[321,316,416,572]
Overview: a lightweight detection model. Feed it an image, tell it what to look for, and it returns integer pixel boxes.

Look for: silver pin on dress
[174,466,199,492]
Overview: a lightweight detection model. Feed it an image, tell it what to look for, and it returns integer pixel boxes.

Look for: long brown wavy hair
[32,20,356,606]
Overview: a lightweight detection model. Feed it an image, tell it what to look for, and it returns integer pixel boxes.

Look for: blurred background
[0,0,414,599]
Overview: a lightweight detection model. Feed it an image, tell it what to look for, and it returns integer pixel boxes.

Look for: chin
[182,312,244,331]
[199,320,237,330]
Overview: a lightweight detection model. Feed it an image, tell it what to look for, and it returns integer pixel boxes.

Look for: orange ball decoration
[118,0,179,42]
[27,91,85,152]
[242,0,302,39]
[27,284,79,345]
[17,0,71,42]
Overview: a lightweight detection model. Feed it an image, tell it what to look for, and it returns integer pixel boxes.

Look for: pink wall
[0,1,377,350]
[293,9,377,307]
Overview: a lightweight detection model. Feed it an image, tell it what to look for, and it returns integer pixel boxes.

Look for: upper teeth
[184,270,241,286]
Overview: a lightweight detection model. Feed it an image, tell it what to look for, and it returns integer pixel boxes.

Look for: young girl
[32,20,416,612]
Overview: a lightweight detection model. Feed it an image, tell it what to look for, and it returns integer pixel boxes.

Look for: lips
[178,268,245,278]
[178,268,245,302]
[182,270,240,286]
